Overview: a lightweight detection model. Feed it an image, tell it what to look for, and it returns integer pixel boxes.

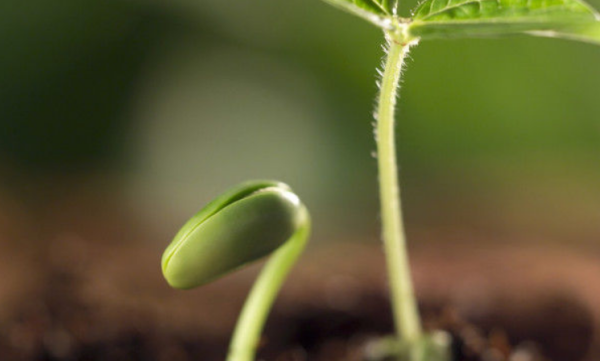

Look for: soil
[0,235,598,361]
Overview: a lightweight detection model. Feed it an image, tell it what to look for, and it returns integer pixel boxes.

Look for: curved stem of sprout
[226,206,311,361]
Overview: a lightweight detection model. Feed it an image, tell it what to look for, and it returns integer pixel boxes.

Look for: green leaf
[408,0,600,44]
[319,0,398,28]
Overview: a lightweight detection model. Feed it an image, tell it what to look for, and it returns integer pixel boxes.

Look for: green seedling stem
[227,206,310,361]
[376,35,422,345]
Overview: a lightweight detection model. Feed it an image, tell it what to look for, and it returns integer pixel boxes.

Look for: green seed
[161,180,304,289]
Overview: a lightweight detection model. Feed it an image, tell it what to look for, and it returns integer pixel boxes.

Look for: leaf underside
[319,0,399,29]
[348,0,398,15]
[320,0,600,44]
[409,0,600,43]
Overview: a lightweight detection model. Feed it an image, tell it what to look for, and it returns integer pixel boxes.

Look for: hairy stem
[226,207,311,361]
[376,36,422,345]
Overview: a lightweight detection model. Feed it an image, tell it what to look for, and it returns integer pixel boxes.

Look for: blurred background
[1,0,600,360]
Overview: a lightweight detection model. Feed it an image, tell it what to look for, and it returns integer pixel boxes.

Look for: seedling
[161,0,600,359]
[162,181,310,361]
[317,0,600,359]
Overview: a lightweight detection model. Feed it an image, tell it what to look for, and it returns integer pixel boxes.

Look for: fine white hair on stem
[372,35,419,155]
[374,38,400,116]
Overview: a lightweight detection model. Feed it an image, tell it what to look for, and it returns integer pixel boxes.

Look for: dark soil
[256,292,592,361]
[0,239,596,361]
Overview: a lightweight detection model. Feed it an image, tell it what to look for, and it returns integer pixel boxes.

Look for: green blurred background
[1,0,599,246]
